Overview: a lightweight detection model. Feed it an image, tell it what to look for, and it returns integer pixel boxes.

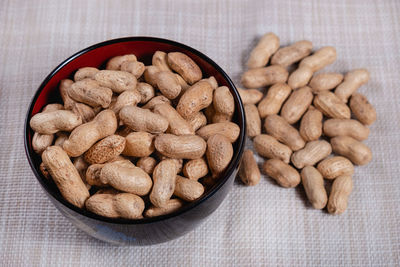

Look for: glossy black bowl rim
[24,36,246,225]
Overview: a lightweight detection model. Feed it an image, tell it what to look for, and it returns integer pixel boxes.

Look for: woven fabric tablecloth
[1,0,399,266]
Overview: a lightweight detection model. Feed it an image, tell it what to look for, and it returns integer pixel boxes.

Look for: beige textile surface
[1,0,400,266]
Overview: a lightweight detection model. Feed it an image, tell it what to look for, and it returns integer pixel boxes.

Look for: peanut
[119,106,169,134]
[153,103,194,135]
[238,149,261,186]
[313,91,351,119]
[264,114,305,151]
[174,175,204,202]
[196,122,240,143]
[327,175,353,215]
[54,132,68,147]
[213,86,235,117]
[206,134,233,177]
[201,76,218,90]
[84,135,126,164]
[73,156,90,190]
[175,73,191,91]
[74,67,99,81]
[281,86,313,124]
[69,79,113,108]
[309,72,343,92]
[32,132,54,154]
[110,89,141,115]
[253,134,292,163]
[142,95,171,110]
[155,134,206,159]
[63,110,117,157]
[288,46,336,89]
[335,69,370,103]
[177,81,213,119]
[247,32,280,69]
[300,166,327,209]
[143,65,160,87]
[42,103,64,113]
[42,146,90,208]
[106,54,137,70]
[150,159,178,207]
[349,93,377,125]
[299,107,323,142]
[331,136,372,165]
[122,132,155,157]
[144,199,184,218]
[244,104,261,138]
[136,156,157,175]
[317,156,354,179]
[100,160,152,196]
[241,65,288,89]
[183,158,209,180]
[154,71,182,99]
[94,70,137,93]
[238,88,263,105]
[186,112,207,132]
[86,163,108,187]
[152,51,172,72]
[30,110,82,135]
[136,82,155,104]
[120,61,145,79]
[270,40,313,67]
[71,103,96,123]
[212,112,232,123]
[291,140,332,169]
[167,52,202,84]
[257,83,291,118]
[262,159,300,188]
[59,79,75,110]
[323,119,369,141]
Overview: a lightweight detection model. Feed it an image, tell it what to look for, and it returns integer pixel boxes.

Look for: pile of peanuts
[238,33,376,215]
[30,51,240,219]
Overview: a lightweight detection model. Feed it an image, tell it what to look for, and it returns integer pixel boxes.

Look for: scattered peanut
[253,134,292,163]
[262,159,300,188]
[299,107,323,141]
[313,91,351,119]
[247,32,280,69]
[317,156,354,179]
[327,175,353,215]
[323,119,370,141]
[238,149,261,186]
[238,88,263,105]
[349,93,377,125]
[244,104,261,138]
[258,83,292,118]
[335,69,370,103]
[270,40,313,67]
[331,136,372,165]
[301,166,327,209]
[291,140,332,169]
[309,72,343,92]
[281,86,313,124]
[241,65,288,88]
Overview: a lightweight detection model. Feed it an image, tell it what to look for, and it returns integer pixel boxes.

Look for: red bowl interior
[25,36,246,224]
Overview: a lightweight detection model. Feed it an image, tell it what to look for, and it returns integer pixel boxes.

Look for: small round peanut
[152,51,172,72]
[155,71,182,99]
[32,132,54,154]
[244,104,261,138]
[141,95,171,110]
[237,88,263,105]
[238,149,261,186]
[183,158,209,180]
[106,54,137,70]
[323,119,370,141]
[270,40,313,67]
[155,134,206,159]
[122,132,155,157]
[264,115,305,151]
[206,134,233,178]
[253,134,292,163]
[167,52,202,84]
[150,159,178,207]
[331,136,372,165]
[119,106,169,134]
[313,91,351,119]
[69,79,113,108]
[174,175,204,202]
[136,82,155,104]
[74,67,99,81]
[153,103,194,135]
[241,65,288,89]
[309,72,344,92]
[94,70,137,93]
[213,86,235,117]
[30,110,82,135]
[281,86,313,124]
[335,69,370,103]
[301,166,327,210]
[144,199,184,218]
[349,93,377,125]
[84,135,126,164]
[327,175,353,215]
[247,32,280,68]
[196,122,240,143]
[120,61,145,79]
[317,156,354,179]
[136,156,157,175]
[186,112,207,132]
[262,159,300,188]
[299,107,323,142]
[42,146,90,208]
[258,83,292,118]
[177,81,213,119]
[291,140,332,169]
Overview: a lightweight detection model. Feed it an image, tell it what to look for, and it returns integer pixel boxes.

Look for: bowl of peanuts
[24,37,246,245]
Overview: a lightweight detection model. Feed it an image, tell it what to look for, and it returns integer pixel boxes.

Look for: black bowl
[24,37,246,245]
